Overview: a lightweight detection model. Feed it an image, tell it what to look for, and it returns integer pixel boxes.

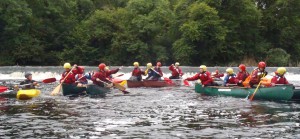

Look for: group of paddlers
[184,61,288,88]
[56,61,288,89]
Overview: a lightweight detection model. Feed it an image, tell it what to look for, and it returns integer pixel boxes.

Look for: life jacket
[260,77,272,87]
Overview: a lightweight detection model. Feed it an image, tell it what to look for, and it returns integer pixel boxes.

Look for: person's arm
[186,73,200,81]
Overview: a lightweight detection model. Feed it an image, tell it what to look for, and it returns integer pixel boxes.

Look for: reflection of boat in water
[195,83,294,101]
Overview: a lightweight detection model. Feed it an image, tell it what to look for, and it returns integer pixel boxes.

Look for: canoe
[17,89,41,100]
[127,80,175,88]
[62,84,109,97]
[195,83,293,101]
[293,88,300,100]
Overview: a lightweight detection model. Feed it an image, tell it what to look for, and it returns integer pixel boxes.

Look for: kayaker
[212,70,224,79]
[168,62,184,79]
[249,61,268,88]
[236,64,249,86]
[223,68,237,86]
[19,73,39,89]
[129,62,145,81]
[271,67,289,86]
[60,63,84,84]
[92,63,113,87]
[185,65,213,87]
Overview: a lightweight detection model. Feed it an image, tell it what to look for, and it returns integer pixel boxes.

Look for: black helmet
[25,73,32,78]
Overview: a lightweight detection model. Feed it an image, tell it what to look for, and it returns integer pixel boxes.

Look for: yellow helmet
[133,62,139,66]
[226,68,234,74]
[277,67,286,75]
[147,63,152,68]
[199,65,207,71]
[175,62,180,66]
[63,63,71,69]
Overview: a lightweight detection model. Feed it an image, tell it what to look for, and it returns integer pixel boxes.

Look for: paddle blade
[43,78,56,83]
[120,80,127,87]
[51,84,62,96]
[183,80,190,86]
[164,77,173,84]
[113,82,126,91]
[0,86,8,93]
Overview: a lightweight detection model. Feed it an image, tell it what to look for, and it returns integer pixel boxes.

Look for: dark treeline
[0,0,299,66]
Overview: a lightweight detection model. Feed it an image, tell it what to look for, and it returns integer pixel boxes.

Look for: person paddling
[75,66,94,85]
[271,67,289,86]
[145,63,155,80]
[236,64,249,86]
[212,70,224,79]
[60,63,83,84]
[223,68,237,86]
[92,63,113,88]
[19,73,39,89]
[146,62,163,81]
[169,62,183,79]
[130,62,145,81]
[249,61,268,88]
[185,65,213,87]
[105,66,121,80]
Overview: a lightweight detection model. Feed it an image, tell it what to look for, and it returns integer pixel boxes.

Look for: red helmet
[78,66,85,70]
[98,63,106,70]
[258,61,266,68]
[239,64,246,71]
[157,62,161,67]
[215,70,219,74]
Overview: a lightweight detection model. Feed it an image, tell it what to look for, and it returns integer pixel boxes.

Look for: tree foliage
[0,0,299,66]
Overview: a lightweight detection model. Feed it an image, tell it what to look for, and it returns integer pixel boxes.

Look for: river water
[1,66,300,138]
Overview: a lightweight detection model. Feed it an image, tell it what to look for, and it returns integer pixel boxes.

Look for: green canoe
[293,88,300,100]
[62,84,109,97]
[195,83,294,101]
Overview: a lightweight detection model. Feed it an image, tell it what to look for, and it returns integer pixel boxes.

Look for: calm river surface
[1,66,300,138]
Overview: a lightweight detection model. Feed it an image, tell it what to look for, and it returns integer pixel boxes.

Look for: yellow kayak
[17,89,41,100]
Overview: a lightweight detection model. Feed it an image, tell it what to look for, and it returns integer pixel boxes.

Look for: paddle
[96,78,129,94]
[0,86,8,93]
[249,74,265,101]
[115,74,124,77]
[183,80,190,86]
[51,66,76,96]
[42,78,56,83]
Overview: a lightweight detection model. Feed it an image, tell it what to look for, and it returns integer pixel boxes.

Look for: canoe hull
[62,84,108,97]
[195,83,293,101]
[127,80,175,88]
[293,88,300,99]
[17,89,41,100]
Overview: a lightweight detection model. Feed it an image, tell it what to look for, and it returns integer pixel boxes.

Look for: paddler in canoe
[223,68,238,86]
[75,66,95,85]
[60,63,84,85]
[145,62,163,81]
[19,73,40,89]
[271,67,289,86]
[211,69,224,79]
[185,65,213,87]
[129,62,145,81]
[236,64,249,86]
[91,63,114,88]
[248,61,268,88]
[168,62,184,79]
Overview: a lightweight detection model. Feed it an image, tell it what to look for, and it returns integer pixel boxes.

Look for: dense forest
[0,0,299,66]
